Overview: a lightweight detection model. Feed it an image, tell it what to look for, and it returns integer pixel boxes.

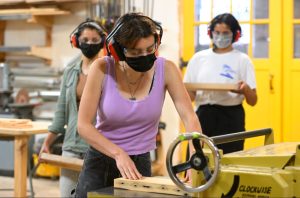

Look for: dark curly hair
[113,13,162,48]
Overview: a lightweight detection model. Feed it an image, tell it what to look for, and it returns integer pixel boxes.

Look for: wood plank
[26,0,87,2]
[0,0,86,5]
[0,0,24,5]
[114,177,191,196]
[40,153,83,171]
[0,8,70,16]
[185,83,239,91]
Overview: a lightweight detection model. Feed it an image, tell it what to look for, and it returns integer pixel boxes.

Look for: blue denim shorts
[75,147,151,198]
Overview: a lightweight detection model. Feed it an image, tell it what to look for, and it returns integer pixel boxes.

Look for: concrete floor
[0,176,60,197]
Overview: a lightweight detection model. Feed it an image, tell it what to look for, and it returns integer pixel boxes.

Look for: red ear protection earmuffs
[69,20,107,49]
[105,22,126,61]
[208,28,241,42]
[234,30,241,42]
[105,14,163,62]
[208,29,211,38]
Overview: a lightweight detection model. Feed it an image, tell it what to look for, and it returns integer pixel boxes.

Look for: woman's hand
[38,132,57,163]
[231,81,257,106]
[231,81,248,94]
[115,150,143,180]
[38,141,51,163]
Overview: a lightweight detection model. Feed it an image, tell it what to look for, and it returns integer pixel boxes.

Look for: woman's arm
[165,60,202,182]
[39,67,70,161]
[165,60,202,133]
[77,58,142,180]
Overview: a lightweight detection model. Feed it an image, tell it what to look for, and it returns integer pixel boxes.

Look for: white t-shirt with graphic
[184,48,256,108]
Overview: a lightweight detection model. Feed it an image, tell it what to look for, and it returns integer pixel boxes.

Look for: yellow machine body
[193,142,300,198]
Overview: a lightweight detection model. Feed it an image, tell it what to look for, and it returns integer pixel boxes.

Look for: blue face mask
[212,33,233,49]
[125,53,157,72]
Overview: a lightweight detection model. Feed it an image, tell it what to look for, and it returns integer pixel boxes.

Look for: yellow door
[181,0,283,148]
[283,0,300,141]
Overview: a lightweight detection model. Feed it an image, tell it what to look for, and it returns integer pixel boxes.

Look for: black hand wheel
[166,132,220,193]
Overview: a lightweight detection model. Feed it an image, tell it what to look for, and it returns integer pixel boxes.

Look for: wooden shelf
[0,46,31,52]
[0,46,51,61]
[0,7,71,63]
[0,0,87,5]
[0,8,70,18]
[27,46,52,60]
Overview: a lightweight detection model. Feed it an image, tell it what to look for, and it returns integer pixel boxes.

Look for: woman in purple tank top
[75,13,202,198]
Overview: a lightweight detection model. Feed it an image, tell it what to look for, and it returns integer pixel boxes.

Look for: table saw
[89,128,300,198]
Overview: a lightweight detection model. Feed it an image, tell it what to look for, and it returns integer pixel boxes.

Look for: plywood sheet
[114,177,191,196]
[185,83,239,91]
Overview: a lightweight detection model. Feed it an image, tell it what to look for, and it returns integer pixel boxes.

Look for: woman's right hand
[38,132,57,163]
[38,142,50,163]
[115,150,142,180]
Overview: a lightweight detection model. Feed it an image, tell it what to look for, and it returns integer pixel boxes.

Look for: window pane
[253,24,269,58]
[212,0,230,17]
[195,0,212,22]
[253,0,269,19]
[294,0,300,19]
[233,24,250,54]
[232,0,250,21]
[294,25,300,58]
[194,25,210,53]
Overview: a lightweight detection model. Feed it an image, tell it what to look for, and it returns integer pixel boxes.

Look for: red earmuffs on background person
[69,19,107,49]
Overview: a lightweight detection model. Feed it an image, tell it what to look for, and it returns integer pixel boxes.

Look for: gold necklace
[122,64,144,100]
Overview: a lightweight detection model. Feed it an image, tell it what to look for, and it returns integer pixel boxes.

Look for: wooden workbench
[0,119,49,197]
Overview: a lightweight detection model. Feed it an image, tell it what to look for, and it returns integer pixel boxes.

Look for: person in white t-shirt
[184,13,257,154]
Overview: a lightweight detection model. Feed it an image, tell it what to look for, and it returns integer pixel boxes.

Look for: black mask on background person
[125,53,157,72]
[79,43,102,59]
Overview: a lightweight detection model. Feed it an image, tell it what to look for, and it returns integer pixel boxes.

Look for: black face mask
[125,53,157,72]
[79,43,102,59]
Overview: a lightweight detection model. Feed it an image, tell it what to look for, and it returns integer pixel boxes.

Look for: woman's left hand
[231,81,249,95]
[115,150,143,180]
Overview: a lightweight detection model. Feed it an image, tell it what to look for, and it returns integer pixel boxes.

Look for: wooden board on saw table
[0,118,32,129]
[114,177,191,196]
[40,153,83,171]
[184,83,239,91]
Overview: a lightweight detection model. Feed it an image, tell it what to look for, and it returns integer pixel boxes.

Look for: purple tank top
[95,56,166,155]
